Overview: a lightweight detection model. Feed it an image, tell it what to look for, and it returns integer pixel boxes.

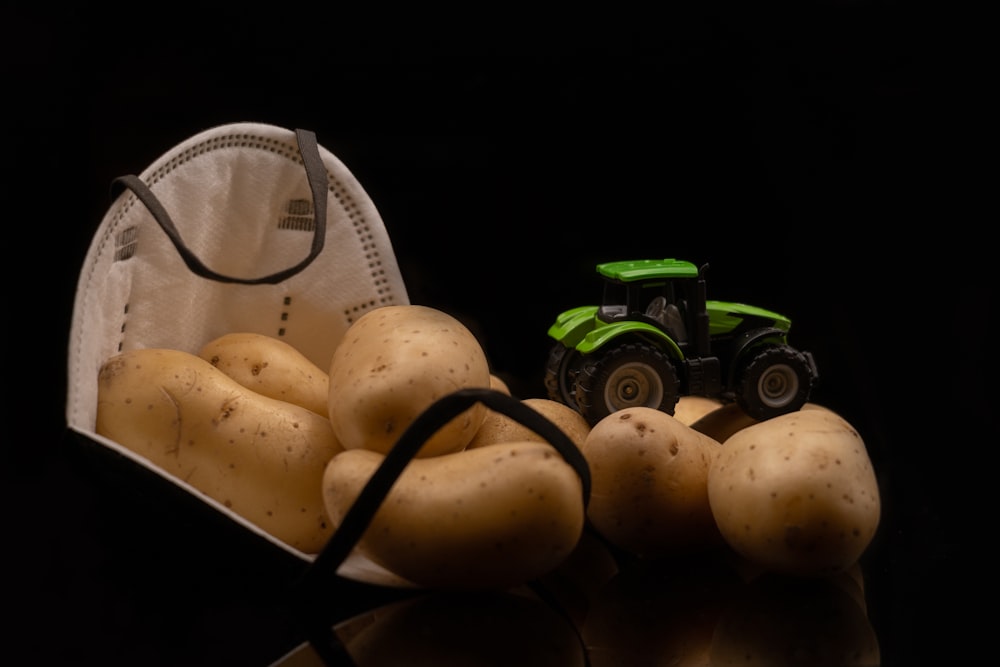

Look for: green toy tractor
[544,259,819,426]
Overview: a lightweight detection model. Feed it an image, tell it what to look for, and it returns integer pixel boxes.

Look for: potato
[707,408,881,577]
[672,395,726,425]
[688,400,839,446]
[489,373,512,395]
[321,441,586,590]
[801,401,842,415]
[96,348,344,554]
[688,401,760,443]
[466,397,591,451]
[327,305,491,457]
[581,407,725,557]
[198,332,330,417]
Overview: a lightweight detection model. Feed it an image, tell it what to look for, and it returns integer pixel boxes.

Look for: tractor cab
[595,259,705,350]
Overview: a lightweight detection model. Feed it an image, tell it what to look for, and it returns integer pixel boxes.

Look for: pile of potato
[582,402,881,578]
[95,305,586,589]
[95,303,881,591]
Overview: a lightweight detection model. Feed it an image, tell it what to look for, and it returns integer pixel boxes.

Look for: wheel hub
[758,363,799,408]
[606,362,663,411]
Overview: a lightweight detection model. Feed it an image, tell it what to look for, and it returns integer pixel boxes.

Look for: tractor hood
[706,300,791,336]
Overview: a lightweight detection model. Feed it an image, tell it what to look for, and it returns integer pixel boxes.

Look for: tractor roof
[596,259,699,283]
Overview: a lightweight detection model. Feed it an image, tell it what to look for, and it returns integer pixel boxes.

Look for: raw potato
[672,395,725,425]
[466,397,591,450]
[199,332,330,417]
[675,398,848,444]
[688,401,760,443]
[327,305,492,457]
[581,407,725,557]
[707,408,881,577]
[489,373,512,396]
[96,348,344,554]
[321,442,586,590]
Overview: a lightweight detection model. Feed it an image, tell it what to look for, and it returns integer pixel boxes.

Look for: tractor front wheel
[576,342,680,426]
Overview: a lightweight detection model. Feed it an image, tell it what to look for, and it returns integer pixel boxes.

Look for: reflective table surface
[8,4,975,664]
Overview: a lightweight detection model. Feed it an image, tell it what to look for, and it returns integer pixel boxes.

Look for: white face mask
[67,121,409,439]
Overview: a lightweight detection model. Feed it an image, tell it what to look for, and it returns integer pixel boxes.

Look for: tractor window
[638,282,673,309]
[640,282,688,342]
[599,282,629,320]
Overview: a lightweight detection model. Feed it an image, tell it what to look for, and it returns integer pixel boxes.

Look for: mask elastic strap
[110,128,328,285]
[286,387,592,660]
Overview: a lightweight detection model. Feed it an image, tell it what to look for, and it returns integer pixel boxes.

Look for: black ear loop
[287,387,592,666]
[111,128,327,284]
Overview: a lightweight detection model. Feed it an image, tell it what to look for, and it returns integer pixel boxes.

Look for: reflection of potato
[709,573,880,666]
[336,591,587,666]
[535,528,620,626]
[731,556,872,617]
[582,552,744,667]
[833,561,869,615]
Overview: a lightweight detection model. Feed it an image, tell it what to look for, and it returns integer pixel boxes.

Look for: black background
[4,4,983,665]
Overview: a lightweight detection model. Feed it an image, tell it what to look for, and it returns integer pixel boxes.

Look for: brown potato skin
[96,348,343,554]
[707,408,881,577]
[688,402,760,443]
[322,442,585,590]
[198,332,330,417]
[466,397,591,451]
[326,305,491,458]
[672,395,725,425]
[488,373,511,395]
[581,407,725,558]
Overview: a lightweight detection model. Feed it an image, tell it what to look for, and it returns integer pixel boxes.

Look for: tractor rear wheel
[735,345,814,420]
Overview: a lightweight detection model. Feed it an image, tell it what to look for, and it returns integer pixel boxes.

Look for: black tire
[576,342,680,426]
[543,343,586,410]
[735,345,814,420]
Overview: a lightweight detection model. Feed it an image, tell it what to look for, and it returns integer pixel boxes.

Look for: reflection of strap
[111,128,328,285]
[287,388,592,656]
